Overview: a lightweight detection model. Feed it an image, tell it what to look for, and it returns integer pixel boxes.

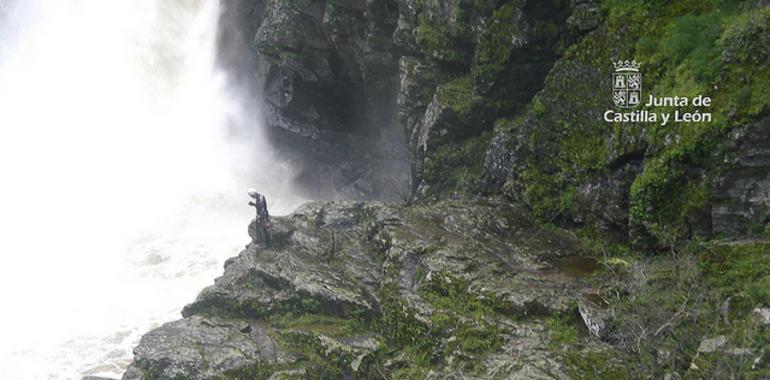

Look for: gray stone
[578,299,609,338]
[123,316,292,380]
[711,116,770,236]
[697,335,727,353]
[754,307,770,325]
[726,348,755,356]
[567,0,600,31]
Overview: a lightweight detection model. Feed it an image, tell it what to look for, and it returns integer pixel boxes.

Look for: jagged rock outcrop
[124,200,608,379]
[711,116,770,236]
[482,44,647,237]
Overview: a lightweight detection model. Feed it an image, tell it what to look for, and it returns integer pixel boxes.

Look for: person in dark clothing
[248,188,271,246]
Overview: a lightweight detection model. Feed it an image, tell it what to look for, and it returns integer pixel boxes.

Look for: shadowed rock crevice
[217,0,408,201]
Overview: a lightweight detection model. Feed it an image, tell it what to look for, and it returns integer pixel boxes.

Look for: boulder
[123,316,292,380]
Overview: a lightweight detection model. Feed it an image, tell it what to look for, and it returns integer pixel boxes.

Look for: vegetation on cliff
[484,0,769,249]
[121,1,769,379]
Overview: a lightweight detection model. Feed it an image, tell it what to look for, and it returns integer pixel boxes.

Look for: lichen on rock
[124,200,608,379]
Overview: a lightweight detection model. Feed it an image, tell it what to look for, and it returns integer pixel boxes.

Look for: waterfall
[0,1,302,378]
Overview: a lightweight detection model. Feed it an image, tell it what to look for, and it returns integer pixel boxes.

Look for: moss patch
[564,350,631,379]
[621,3,769,245]
[269,313,369,338]
[422,130,492,197]
[473,2,521,84]
[434,75,481,116]
[544,314,578,347]
[414,0,472,64]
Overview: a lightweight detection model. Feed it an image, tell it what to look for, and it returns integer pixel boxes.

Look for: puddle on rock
[541,256,602,278]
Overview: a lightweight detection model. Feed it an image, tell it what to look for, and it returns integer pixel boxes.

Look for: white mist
[0,0,302,378]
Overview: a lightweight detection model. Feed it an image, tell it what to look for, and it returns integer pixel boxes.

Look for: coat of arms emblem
[612,60,642,108]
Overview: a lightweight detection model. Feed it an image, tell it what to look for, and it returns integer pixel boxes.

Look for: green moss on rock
[434,75,481,115]
[490,0,769,248]
[422,130,492,197]
[473,1,522,84]
[414,0,473,64]
[564,350,631,379]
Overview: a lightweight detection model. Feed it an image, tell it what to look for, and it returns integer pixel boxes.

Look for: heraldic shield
[612,60,641,108]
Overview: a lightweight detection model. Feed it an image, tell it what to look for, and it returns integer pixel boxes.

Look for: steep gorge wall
[218,0,770,247]
[215,0,595,202]
[116,2,770,378]
[394,0,589,198]
[217,0,408,201]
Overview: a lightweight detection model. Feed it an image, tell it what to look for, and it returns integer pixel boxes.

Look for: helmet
[248,188,258,198]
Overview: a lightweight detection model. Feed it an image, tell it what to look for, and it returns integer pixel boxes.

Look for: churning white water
[0,1,303,378]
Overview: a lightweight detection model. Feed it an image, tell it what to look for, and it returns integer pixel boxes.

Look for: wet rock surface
[711,116,770,236]
[124,200,607,379]
[123,316,290,380]
[218,0,408,201]
[216,0,596,201]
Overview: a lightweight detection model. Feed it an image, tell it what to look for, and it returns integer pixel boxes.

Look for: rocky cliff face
[116,1,770,379]
[121,201,770,379]
[482,2,770,248]
[220,0,769,245]
[711,117,770,236]
[218,0,407,201]
[394,0,596,200]
[123,200,610,379]
[217,0,597,201]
